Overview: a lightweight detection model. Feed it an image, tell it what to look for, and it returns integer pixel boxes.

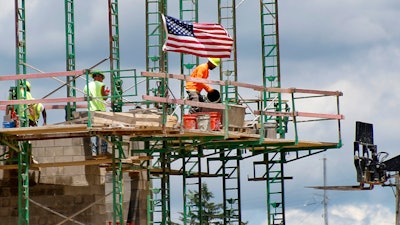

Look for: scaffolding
[0,1,344,225]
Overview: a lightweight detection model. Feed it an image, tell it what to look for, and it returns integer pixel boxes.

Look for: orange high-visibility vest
[186,63,213,93]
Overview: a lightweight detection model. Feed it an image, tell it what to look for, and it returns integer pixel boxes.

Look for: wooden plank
[0,97,87,105]
[0,124,88,135]
[142,95,226,110]
[141,71,343,96]
[0,156,152,170]
[291,88,343,96]
[71,111,177,128]
[0,104,87,110]
[0,70,86,81]
[255,110,344,120]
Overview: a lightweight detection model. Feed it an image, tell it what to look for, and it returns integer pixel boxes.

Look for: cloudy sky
[1,0,400,225]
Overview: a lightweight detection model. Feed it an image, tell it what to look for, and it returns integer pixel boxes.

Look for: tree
[180,183,224,225]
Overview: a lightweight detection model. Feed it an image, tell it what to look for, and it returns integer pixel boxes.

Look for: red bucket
[183,114,197,129]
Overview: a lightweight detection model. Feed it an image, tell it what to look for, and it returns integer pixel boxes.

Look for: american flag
[161,15,234,58]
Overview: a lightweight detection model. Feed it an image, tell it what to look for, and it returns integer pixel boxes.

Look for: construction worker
[84,71,110,112]
[5,80,35,127]
[84,71,110,157]
[27,103,47,127]
[22,81,47,127]
[186,58,220,114]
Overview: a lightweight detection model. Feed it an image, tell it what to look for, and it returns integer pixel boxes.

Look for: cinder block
[63,165,85,176]
[0,188,11,197]
[72,138,84,146]
[72,155,86,161]
[32,139,55,148]
[63,146,84,156]
[55,176,72,185]
[35,156,55,164]
[54,155,73,162]
[38,176,56,184]
[41,167,57,176]
[0,198,10,207]
[54,138,73,147]
[51,146,65,156]
[33,147,46,157]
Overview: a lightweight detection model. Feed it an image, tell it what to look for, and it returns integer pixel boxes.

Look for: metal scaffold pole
[145,0,168,103]
[218,0,238,103]
[216,2,243,224]
[15,1,30,224]
[64,0,77,120]
[178,2,202,223]
[145,1,172,224]
[260,0,287,139]
[107,1,125,225]
[179,0,199,117]
[109,0,123,113]
[15,0,28,128]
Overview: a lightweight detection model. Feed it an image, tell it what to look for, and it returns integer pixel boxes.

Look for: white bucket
[196,114,210,131]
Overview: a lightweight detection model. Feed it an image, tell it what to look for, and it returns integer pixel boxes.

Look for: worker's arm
[42,109,47,126]
[101,85,109,100]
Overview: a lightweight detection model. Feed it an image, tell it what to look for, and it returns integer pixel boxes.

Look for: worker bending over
[186,58,220,114]
[6,80,47,127]
[28,103,47,127]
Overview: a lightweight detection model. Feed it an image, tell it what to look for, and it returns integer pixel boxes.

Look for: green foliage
[180,183,224,225]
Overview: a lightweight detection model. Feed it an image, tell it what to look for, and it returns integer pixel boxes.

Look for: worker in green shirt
[84,71,110,157]
[84,71,110,112]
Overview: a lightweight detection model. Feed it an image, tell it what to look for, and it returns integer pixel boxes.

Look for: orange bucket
[183,114,197,129]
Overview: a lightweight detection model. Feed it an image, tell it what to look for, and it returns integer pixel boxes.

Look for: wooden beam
[141,71,223,86]
[142,95,226,110]
[0,104,87,110]
[0,124,88,135]
[0,97,87,105]
[141,71,343,96]
[256,110,344,120]
[0,70,86,81]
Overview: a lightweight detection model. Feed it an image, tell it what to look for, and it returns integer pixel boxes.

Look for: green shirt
[84,81,106,112]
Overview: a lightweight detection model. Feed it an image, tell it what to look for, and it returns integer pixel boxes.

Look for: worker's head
[90,71,105,80]
[19,80,31,92]
[207,58,221,70]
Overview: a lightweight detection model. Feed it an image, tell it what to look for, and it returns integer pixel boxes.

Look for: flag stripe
[162,15,233,58]
[167,35,233,47]
[165,42,233,53]
[162,46,232,58]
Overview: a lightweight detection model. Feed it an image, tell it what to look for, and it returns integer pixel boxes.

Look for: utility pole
[396,174,399,225]
[323,156,328,225]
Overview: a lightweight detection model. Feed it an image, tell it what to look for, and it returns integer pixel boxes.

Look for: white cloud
[286,204,393,225]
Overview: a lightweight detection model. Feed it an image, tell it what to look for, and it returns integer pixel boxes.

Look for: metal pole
[396,174,400,225]
[323,156,328,225]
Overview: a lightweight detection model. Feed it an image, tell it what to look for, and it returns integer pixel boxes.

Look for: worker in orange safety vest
[186,58,220,114]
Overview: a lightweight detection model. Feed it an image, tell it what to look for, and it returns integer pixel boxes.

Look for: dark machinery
[312,121,400,191]
[354,121,389,189]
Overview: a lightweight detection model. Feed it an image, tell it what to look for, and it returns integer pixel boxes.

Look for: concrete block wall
[32,138,91,186]
[0,137,149,225]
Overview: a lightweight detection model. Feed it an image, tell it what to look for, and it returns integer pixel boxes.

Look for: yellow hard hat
[19,80,31,91]
[25,81,31,90]
[208,58,221,67]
